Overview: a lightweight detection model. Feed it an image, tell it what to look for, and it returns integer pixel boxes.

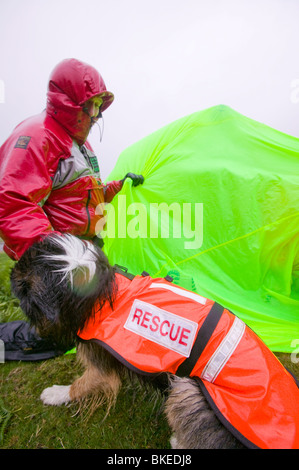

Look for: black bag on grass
[0,321,73,361]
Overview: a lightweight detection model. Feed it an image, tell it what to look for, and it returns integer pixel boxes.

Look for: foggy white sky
[0,0,299,179]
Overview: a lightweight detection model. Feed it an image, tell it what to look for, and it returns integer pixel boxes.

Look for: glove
[122,173,144,187]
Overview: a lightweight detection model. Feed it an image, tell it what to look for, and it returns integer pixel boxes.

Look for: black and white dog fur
[10,233,245,449]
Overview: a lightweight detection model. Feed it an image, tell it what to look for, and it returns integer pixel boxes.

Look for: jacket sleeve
[0,136,59,260]
[103,179,124,203]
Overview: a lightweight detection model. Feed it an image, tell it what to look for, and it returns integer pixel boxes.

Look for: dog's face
[10,234,116,348]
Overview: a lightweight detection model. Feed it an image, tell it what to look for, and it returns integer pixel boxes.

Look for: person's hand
[122,173,144,187]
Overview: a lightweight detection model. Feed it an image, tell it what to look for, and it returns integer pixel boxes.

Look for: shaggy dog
[10,234,299,449]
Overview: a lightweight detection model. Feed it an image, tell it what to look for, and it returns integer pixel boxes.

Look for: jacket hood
[46,58,114,145]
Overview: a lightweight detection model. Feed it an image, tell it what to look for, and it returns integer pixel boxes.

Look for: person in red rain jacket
[0,58,144,260]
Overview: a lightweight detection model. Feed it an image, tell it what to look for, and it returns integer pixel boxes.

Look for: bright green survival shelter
[102,105,299,353]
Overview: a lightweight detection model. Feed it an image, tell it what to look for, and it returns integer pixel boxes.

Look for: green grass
[0,251,298,449]
[1,356,170,449]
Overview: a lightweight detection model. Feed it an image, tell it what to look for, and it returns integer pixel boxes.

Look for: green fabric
[103,105,299,352]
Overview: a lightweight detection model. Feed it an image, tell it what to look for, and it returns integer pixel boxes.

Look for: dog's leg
[40,343,122,407]
[70,365,121,403]
[40,365,121,406]
[165,376,245,449]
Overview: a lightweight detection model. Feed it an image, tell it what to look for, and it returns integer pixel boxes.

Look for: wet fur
[10,234,245,449]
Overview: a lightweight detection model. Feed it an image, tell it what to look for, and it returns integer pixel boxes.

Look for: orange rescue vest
[78,270,299,449]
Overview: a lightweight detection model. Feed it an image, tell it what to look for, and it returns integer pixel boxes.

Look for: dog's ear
[10,242,40,304]
[10,264,33,316]
[27,289,61,326]
[10,252,60,327]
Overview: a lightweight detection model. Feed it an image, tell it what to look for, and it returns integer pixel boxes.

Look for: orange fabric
[79,273,299,449]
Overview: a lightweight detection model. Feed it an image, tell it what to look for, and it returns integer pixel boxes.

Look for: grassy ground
[0,251,298,449]
[1,356,170,449]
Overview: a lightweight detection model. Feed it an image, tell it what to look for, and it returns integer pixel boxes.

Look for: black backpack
[0,321,73,361]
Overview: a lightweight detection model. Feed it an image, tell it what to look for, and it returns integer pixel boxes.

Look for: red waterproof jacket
[79,271,299,449]
[0,58,123,260]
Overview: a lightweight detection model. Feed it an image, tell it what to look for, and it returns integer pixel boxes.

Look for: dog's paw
[40,385,71,406]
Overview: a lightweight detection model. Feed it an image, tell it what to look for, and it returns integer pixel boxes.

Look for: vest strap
[113,265,135,280]
[176,302,224,377]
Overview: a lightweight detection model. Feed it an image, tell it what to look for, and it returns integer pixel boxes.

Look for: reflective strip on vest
[201,316,245,383]
[149,282,207,305]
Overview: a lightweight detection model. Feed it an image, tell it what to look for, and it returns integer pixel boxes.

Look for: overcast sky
[0,0,298,179]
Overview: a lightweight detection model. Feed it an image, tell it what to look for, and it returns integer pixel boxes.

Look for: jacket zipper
[85,189,91,234]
